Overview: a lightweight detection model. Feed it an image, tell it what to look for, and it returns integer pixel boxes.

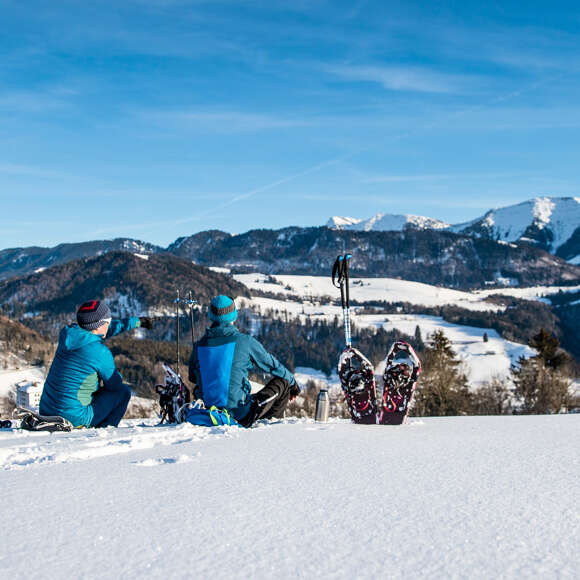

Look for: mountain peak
[328,196,580,261]
[328,212,449,232]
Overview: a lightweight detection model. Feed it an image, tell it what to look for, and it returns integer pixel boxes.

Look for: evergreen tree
[414,325,424,350]
[413,330,471,416]
[511,329,571,414]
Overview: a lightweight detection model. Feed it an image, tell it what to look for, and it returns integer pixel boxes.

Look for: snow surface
[238,296,533,386]
[0,366,45,398]
[235,273,505,312]
[209,266,232,274]
[474,283,580,302]
[327,216,362,228]
[1,415,578,579]
[329,212,449,232]
[236,273,580,311]
[376,314,534,385]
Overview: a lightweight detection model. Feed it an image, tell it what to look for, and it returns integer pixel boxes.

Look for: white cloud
[326,64,479,94]
[141,110,311,132]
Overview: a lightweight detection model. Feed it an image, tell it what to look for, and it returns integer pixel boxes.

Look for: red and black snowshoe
[379,342,421,425]
[338,347,378,424]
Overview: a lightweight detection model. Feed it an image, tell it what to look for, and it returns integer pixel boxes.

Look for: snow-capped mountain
[452,197,580,260]
[327,213,449,232]
[329,197,580,262]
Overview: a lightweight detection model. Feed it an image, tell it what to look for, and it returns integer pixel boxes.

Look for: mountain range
[328,197,580,262]
[0,197,579,288]
[0,252,248,323]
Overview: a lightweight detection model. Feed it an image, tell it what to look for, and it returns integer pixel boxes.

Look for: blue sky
[1,0,579,249]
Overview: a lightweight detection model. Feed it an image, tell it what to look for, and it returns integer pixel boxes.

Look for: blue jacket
[188,323,295,421]
[39,318,139,427]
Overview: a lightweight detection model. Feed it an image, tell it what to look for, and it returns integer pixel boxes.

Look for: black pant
[239,377,292,427]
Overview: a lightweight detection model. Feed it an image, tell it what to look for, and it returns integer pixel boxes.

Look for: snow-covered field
[1,415,578,578]
[235,273,580,311]
[376,314,534,384]
[238,296,533,386]
[235,273,504,311]
[232,273,580,386]
[0,366,45,398]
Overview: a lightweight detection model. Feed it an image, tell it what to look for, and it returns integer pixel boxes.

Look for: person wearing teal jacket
[188,295,300,426]
[39,300,153,428]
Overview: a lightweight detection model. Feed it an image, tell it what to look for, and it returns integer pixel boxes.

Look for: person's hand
[139,316,154,330]
[289,381,301,401]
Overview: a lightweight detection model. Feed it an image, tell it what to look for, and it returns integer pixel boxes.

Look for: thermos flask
[315,388,329,422]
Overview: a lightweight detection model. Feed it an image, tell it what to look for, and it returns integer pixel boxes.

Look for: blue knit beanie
[209,295,237,324]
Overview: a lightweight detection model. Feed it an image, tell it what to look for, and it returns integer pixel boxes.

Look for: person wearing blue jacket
[188,295,299,427]
[39,300,153,428]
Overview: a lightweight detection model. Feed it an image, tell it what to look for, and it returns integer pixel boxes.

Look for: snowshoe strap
[208,406,232,426]
[16,410,73,432]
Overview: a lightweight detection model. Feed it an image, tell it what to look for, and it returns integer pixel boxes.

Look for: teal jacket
[39,318,140,427]
[188,323,295,421]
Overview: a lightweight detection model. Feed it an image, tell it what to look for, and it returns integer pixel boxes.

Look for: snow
[329,213,449,232]
[108,293,146,317]
[237,295,532,386]
[454,197,580,251]
[294,366,341,391]
[0,415,578,578]
[0,366,45,398]
[236,273,580,312]
[134,253,149,261]
[326,216,362,228]
[475,283,580,302]
[209,266,232,274]
[376,314,534,385]
[235,273,505,312]
[328,197,580,257]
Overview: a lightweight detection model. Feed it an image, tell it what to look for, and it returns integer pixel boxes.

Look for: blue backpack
[185,404,239,427]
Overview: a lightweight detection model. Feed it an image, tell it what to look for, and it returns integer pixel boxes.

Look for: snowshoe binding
[156,363,191,424]
[14,407,73,432]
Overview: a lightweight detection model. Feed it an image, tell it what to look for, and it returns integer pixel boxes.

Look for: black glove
[289,381,301,400]
[139,316,153,330]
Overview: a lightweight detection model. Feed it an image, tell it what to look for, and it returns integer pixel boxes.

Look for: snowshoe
[156,363,191,424]
[338,347,378,424]
[379,342,421,425]
[14,408,73,432]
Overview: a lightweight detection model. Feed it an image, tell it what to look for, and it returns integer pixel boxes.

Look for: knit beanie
[77,300,112,331]
[208,295,237,324]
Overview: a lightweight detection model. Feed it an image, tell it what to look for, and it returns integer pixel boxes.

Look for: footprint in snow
[132,454,198,467]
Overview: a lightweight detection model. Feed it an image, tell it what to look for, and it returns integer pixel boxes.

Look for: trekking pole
[344,254,352,348]
[332,255,351,348]
[175,289,181,377]
[186,291,198,345]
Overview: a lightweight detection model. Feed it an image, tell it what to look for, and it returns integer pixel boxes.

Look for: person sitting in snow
[39,300,153,428]
[188,295,299,427]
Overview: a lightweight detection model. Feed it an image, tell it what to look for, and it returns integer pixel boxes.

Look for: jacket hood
[206,323,239,338]
[58,324,102,352]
